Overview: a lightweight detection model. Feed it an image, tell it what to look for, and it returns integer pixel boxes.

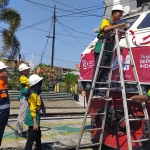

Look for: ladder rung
[89,113,105,115]
[84,128,103,132]
[112,80,138,84]
[122,62,133,65]
[129,118,149,121]
[79,143,101,148]
[103,50,114,53]
[93,87,122,90]
[126,99,132,101]
[118,29,126,33]
[124,81,138,84]
[99,66,111,69]
[95,82,109,84]
[131,138,150,143]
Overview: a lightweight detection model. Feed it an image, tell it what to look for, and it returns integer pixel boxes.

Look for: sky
[1,0,105,69]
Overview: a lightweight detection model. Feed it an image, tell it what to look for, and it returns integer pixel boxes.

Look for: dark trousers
[25,126,42,150]
[0,125,6,146]
[93,52,112,95]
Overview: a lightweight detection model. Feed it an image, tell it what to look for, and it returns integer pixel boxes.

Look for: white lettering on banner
[82,60,88,70]
[82,60,94,70]
[113,55,130,71]
[140,54,150,68]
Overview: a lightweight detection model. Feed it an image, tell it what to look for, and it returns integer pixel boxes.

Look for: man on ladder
[93,4,127,100]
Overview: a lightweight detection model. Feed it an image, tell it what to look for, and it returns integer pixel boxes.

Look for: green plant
[64,72,78,93]
[7,68,20,90]
[0,0,21,59]
[34,64,59,92]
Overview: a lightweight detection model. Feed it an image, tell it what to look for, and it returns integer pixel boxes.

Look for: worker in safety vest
[93,4,127,100]
[0,61,9,147]
[24,74,43,150]
[16,63,30,137]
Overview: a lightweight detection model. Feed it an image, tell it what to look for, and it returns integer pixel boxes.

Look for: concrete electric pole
[51,5,56,68]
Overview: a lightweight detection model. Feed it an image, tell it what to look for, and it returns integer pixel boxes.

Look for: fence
[9,91,73,101]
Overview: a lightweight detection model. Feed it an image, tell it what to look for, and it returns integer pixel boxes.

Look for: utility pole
[51,5,56,68]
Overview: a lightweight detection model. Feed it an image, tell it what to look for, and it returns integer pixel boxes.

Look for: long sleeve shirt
[28,93,41,117]
[18,75,29,100]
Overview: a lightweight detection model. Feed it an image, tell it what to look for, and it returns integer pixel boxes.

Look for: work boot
[15,130,27,138]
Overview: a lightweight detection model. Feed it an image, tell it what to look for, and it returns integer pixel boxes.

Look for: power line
[58,21,87,47]
[25,0,137,18]
[18,17,52,31]
[56,37,83,51]
[34,3,53,12]
[57,21,95,37]
[51,0,104,11]
[25,0,103,17]
[41,19,53,63]
[22,52,79,64]
[20,25,93,39]
[51,0,103,17]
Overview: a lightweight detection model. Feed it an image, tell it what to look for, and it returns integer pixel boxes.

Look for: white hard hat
[0,61,8,70]
[19,63,30,72]
[112,4,124,12]
[29,74,43,87]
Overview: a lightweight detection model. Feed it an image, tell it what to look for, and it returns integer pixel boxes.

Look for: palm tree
[0,0,21,59]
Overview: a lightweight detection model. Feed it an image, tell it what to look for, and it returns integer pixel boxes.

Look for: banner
[79,53,94,80]
[79,46,150,83]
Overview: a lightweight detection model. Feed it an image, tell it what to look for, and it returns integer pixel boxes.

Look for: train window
[137,0,150,8]
[117,15,139,29]
[137,13,150,29]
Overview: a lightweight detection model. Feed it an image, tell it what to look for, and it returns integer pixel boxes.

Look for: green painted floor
[1,119,91,149]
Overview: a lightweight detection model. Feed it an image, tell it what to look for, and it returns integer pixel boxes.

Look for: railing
[8,91,73,101]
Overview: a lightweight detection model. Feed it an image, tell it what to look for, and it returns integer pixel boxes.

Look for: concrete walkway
[0,98,90,149]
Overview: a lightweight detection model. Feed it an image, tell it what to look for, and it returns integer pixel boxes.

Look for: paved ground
[1,118,92,149]
[1,96,94,150]
[10,97,86,115]
[10,100,83,109]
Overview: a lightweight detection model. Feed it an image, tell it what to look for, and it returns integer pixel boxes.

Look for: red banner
[79,53,94,80]
[79,46,150,83]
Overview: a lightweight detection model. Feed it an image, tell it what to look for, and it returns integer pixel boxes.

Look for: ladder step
[112,80,138,84]
[122,62,133,65]
[89,113,105,115]
[131,138,150,143]
[118,29,126,33]
[126,99,132,101]
[95,82,109,84]
[84,128,103,132]
[129,118,149,121]
[79,143,101,148]
[124,81,138,84]
[93,87,122,90]
[99,66,111,69]
[103,50,114,53]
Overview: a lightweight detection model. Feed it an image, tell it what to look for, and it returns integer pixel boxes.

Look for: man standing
[93,4,127,100]
[0,61,9,147]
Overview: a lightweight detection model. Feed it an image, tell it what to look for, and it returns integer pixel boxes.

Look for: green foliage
[34,64,58,92]
[64,72,78,93]
[0,0,21,59]
[7,68,20,90]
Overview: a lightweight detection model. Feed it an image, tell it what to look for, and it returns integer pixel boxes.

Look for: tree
[0,0,21,59]
[34,64,58,92]
[64,72,78,93]
[7,68,20,90]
